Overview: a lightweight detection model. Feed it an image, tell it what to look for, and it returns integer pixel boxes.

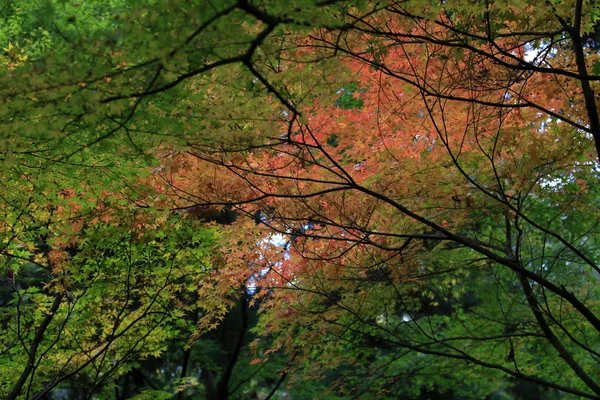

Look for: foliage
[2,0,600,399]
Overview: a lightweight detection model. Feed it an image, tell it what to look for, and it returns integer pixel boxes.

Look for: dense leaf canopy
[2,0,600,399]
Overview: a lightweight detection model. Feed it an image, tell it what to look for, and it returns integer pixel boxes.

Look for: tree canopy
[2,0,600,399]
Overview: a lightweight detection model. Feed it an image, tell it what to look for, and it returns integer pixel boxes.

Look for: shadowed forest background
[2,0,600,399]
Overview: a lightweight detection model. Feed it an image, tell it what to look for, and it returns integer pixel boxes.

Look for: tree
[2,0,600,399]
[0,1,294,398]
[164,1,600,397]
